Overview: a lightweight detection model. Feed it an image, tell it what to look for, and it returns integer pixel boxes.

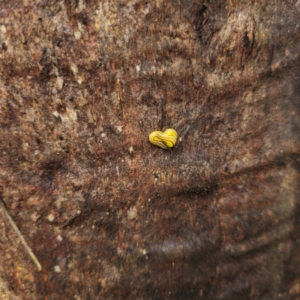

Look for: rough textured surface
[0,0,300,299]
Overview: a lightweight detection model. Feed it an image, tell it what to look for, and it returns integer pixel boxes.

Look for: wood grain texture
[0,0,299,299]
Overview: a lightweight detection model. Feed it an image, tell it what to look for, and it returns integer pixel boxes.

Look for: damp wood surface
[0,0,300,299]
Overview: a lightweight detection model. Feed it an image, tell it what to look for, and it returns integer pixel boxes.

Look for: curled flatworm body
[148,129,178,150]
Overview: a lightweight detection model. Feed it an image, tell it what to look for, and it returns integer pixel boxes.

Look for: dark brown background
[0,0,300,299]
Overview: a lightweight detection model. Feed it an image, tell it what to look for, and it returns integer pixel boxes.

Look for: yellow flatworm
[148,128,178,150]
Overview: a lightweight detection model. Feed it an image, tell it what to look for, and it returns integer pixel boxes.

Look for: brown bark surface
[0,0,300,299]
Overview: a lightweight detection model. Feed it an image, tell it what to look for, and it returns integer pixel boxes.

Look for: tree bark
[0,0,300,299]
